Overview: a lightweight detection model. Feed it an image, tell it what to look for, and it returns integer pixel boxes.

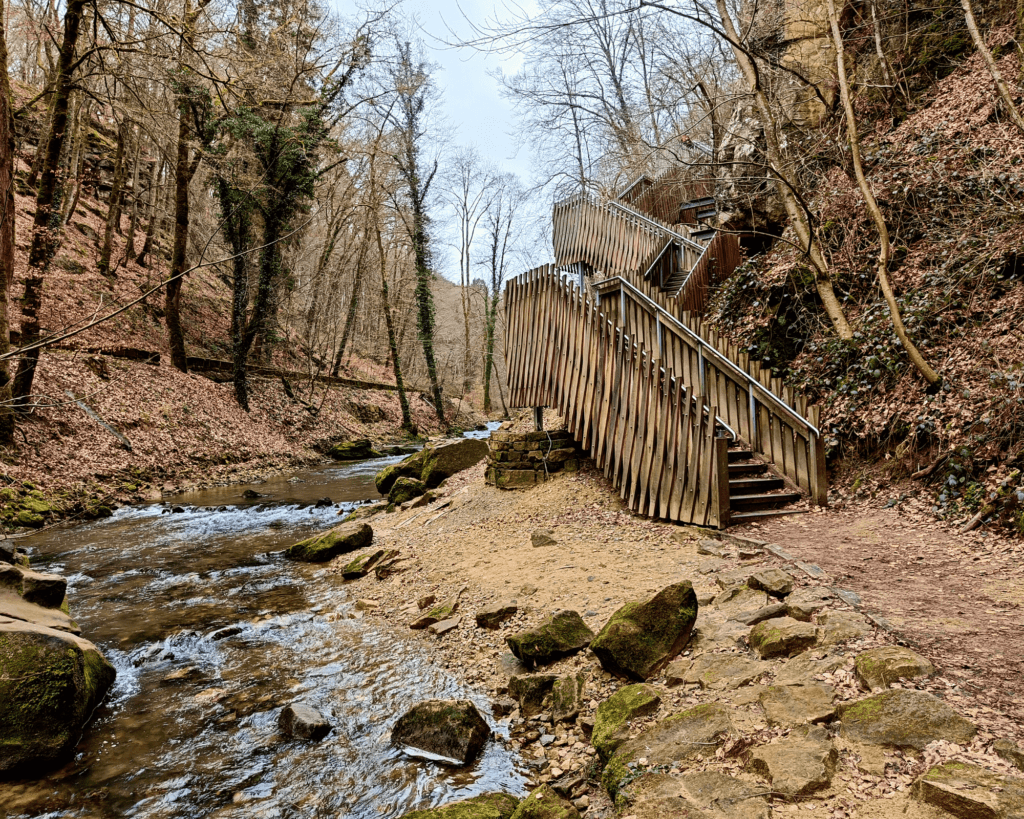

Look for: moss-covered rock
[340,549,387,580]
[327,439,383,461]
[551,672,586,723]
[748,617,818,659]
[420,439,488,488]
[592,684,661,761]
[508,673,558,717]
[389,477,427,506]
[506,611,595,667]
[411,595,460,630]
[399,792,521,819]
[342,502,387,523]
[375,452,427,495]
[285,522,373,562]
[838,689,977,750]
[854,646,935,691]
[913,761,1024,819]
[508,785,580,819]
[0,621,116,776]
[391,699,491,765]
[590,581,698,680]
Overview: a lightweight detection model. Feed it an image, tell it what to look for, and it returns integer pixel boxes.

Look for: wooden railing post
[711,430,731,529]
[808,404,828,506]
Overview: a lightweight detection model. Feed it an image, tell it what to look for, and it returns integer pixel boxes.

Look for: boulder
[0,565,66,609]
[775,652,846,686]
[419,439,489,488]
[340,549,387,580]
[838,690,978,750]
[590,581,698,680]
[0,543,29,567]
[342,502,387,523]
[391,699,491,765]
[746,568,795,597]
[509,674,558,717]
[759,684,836,727]
[748,617,818,659]
[389,477,426,506]
[506,611,595,667]
[278,702,331,741]
[285,522,373,562]
[411,596,460,630]
[531,530,557,548]
[816,611,873,646]
[665,653,767,690]
[428,617,461,636]
[551,673,586,723]
[994,738,1024,772]
[736,603,788,626]
[327,439,383,461]
[914,761,1024,819]
[603,703,734,796]
[476,602,518,630]
[375,451,427,495]
[0,620,116,775]
[854,646,934,691]
[508,785,580,819]
[592,684,661,761]
[399,793,520,819]
[748,725,837,797]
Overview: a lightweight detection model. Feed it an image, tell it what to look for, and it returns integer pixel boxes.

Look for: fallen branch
[64,391,133,451]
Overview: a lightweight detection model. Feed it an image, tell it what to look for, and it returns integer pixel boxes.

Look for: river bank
[337,457,1024,818]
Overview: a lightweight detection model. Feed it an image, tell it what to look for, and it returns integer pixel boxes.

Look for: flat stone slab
[759,683,836,727]
[736,603,788,626]
[622,770,770,819]
[748,725,837,798]
[428,616,461,636]
[713,585,770,613]
[0,590,80,634]
[747,568,794,597]
[665,653,767,690]
[775,652,846,686]
[855,646,935,691]
[785,588,834,621]
[816,610,873,646]
[914,761,1024,819]
[839,689,978,750]
[748,617,818,659]
[476,602,518,629]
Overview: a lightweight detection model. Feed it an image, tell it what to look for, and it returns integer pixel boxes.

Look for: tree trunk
[12,0,87,405]
[0,4,17,442]
[98,117,130,276]
[483,289,499,413]
[375,220,412,431]
[333,233,367,376]
[826,0,941,384]
[960,0,1024,135]
[165,110,192,372]
[411,200,445,427]
[124,135,143,259]
[136,156,162,266]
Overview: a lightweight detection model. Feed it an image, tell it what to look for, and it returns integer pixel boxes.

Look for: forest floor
[337,457,1024,815]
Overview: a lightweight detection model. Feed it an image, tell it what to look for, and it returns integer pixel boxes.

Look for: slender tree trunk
[333,233,367,375]
[98,117,130,276]
[124,136,143,259]
[12,0,87,405]
[375,221,412,431]
[714,0,854,340]
[165,111,192,371]
[410,201,445,427]
[826,0,941,384]
[0,4,17,442]
[136,156,162,266]
[960,0,1024,135]
[483,290,499,413]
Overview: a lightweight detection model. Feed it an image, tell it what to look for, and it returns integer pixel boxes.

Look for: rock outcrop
[838,690,977,750]
[285,522,373,562]
[376,439,487,495]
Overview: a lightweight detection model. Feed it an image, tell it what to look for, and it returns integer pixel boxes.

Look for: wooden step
[683,197,716,210]
[727,449,754,462]
[729,508,809,523]
[696,209,717,221]
[691,228,716,242]
[729,476,784,494]
[728,462,768,477]
[730,491,803,510]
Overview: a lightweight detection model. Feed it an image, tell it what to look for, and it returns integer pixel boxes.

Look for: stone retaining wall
[485,430,582,489]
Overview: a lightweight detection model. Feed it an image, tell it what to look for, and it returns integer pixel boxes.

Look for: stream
[4,425,528,819]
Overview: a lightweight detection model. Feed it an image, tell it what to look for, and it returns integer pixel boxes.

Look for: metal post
[656,316,662,357]
[749,389,757,444]
[533,406,544,431]
[698,347,706,395]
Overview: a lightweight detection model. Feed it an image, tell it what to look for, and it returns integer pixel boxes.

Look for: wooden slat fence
[506,264,731,528]
[589,276,827,505]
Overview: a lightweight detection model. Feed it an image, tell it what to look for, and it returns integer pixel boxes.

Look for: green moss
[15,510,45,527]
[507,785,577,819]
[593,684,660,761]
[285,522,372,562]
[601,752,634,797]
[506,611,595,666]
[0,488,19,502]
[389,477,426,506]
[399,792,520,819]
[424,602,456,621]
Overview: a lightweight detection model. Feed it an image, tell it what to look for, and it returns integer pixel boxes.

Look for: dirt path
[742,503,1024,729]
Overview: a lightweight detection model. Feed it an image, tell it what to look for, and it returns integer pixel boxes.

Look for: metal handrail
[591,274,821,437]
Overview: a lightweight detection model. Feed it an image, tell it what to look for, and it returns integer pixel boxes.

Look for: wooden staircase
[726,445,806,523]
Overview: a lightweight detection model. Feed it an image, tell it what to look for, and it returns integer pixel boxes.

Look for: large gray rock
[664,653,767,690]
[748,725,837,797]
[389,477,426,506]
[838,690,977,750]
[603,703,734,796]
[508,674,558,718]
[592,684,661,761]
[285,522,373,562]
[0,564,67,609]
[590,581,698,680]
[327,439,383,461]
[621,771,770,819]
[506,611,595,667]
[391,699,491,765]
[785,588,834,621]
[748,617,818,658]
[914,761,1024,819]
[0,620,116,775]
[746,568,794,597]
[376,439,488,495]
[278,702,331,741]
[476,602,518,630]
[816,610,872,646]
[775,652,846,686]
[854,646,934,691]
[399,793,521,819]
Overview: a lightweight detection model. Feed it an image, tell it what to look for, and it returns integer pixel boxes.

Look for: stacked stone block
[485,430,582,489]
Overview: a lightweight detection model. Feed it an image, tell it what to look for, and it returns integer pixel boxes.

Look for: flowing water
[3,426,528,818]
